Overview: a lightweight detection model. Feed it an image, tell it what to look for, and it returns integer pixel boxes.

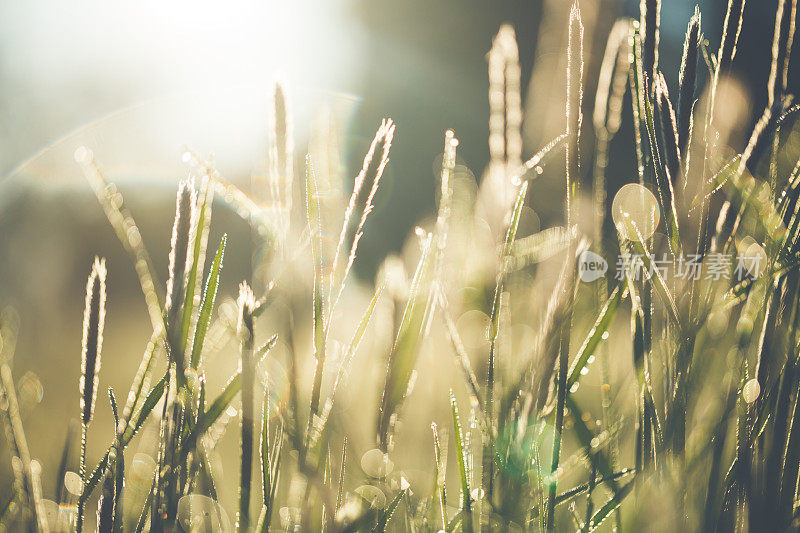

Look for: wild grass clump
[4,0,800,531]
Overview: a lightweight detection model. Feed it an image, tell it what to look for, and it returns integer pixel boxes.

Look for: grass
[3,0,800,530]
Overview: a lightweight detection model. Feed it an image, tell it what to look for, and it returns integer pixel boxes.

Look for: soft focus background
[0,0,799,526]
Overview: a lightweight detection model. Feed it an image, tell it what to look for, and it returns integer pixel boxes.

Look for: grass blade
[237,284,256,531]
[566,283,624,391]
[484,180,529,503]
[677,6,701,155]
[377,233,435,450]
[0,364,47,532]
[181,176,214,360]
[586,479,635,532]
[190,235,227,369]
[76,149,165,334]
[306,156,329,427]
[450,391,473,532]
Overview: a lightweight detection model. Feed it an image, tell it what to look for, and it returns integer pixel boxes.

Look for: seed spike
[166,180,196,369]
[331,119,395,309]
[567,0,584,228]
[655,73,681,186]
[639,0,661,80]
[718,0,746,73]
[270,80,294,237]
[77,256,107,533]
[677,6,701,154]
[768,0,797,108]
[80,257,107,426]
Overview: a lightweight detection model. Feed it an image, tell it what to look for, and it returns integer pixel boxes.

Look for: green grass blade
[190,235,227,369]
[432,423,448,528]
[507,226,570,271]
[377,234,435,450]
[450,391,472,531]
[566,283,623,391]
[182,371,241,457]
[485,180,529,502]
[586,479,634,532]
[375,489,407,532]
[630,28,681,254]
[329,283,384,404]
[260,386,272,509]
[306,155,329,425]
[77,153,166,334]
[83,372,169,506]
[566,396,622,495]
[180,178,214,356]
[628,238,681,327]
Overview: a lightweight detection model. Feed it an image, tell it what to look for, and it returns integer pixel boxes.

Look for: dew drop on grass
[743,379,761,404]
[456,310,491,350]
[74,146,92,164]
[279,507,301,528]
[41,499,60,530]
[64,471,83,497]
[176,494,229,533]
[611,183,660,241]
[361,448,394,478]
[355,485,386,508]
[708,310,730,337]
[257,357,289,419]
[18,371,43,406]
[471,487,485,501]
[742,241,767,278]
[130,453,156,486]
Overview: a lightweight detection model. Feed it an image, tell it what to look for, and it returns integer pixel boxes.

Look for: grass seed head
[718,0,746,72]
[677,6,701,153]
[639,0,661,79]
[768,0,798,107]
[80,257,107,426]
[166,180,196,317]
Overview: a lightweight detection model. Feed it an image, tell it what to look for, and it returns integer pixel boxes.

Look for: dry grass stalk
[331,119,395,309]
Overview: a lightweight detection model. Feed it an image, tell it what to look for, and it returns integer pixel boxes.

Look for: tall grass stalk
[12,1,800,530]
[270,81,294,237]
[77,257,107,533]
[547,4,582,532]
[166,180,196,372]
[76,148,165,334]
[0,364,47,532]
[237,283,256,532]
[639,0,661,81]
[677,6,700,157]
[330,119,394,310]
[738,0,797,181]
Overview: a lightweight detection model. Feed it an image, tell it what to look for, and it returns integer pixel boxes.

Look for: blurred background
[0,0,799,525]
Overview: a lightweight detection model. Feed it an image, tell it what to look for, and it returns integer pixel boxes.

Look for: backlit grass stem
[677,6,700,156]
[77,257,107,533]
[237,282,256,532]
